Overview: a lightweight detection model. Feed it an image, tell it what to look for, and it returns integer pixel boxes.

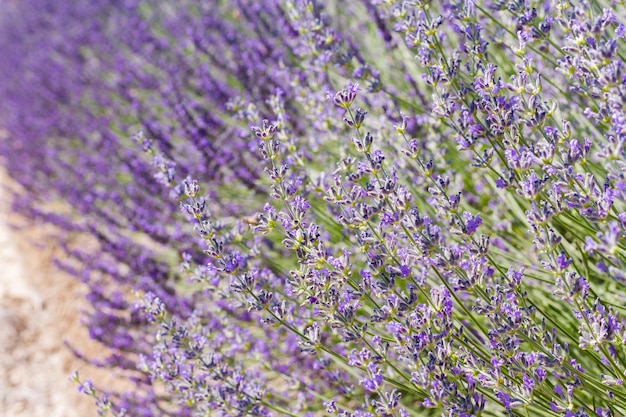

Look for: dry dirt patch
[0,178,110,416]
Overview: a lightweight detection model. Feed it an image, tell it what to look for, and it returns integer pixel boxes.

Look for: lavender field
[2,0,626,416]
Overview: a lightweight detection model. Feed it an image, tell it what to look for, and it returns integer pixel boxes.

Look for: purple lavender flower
[4,0,626,416]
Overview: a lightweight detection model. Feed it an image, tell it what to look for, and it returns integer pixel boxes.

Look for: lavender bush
[2,0,626,415]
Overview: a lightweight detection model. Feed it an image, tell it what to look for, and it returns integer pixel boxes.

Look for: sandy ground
[0,177,103,416]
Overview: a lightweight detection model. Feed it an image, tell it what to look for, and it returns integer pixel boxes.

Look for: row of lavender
[2,0,626,415]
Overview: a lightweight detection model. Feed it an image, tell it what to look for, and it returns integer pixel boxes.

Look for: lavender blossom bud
[181,177,199,198]
[332,82,360,109]
[252,119,278,141]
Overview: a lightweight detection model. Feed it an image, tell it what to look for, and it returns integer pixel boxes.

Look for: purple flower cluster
[3,0,626,416]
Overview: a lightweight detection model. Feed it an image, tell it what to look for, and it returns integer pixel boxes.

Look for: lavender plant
[3,0,626,416]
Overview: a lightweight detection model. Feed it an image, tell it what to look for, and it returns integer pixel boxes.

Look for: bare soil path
[0,175,100,416]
